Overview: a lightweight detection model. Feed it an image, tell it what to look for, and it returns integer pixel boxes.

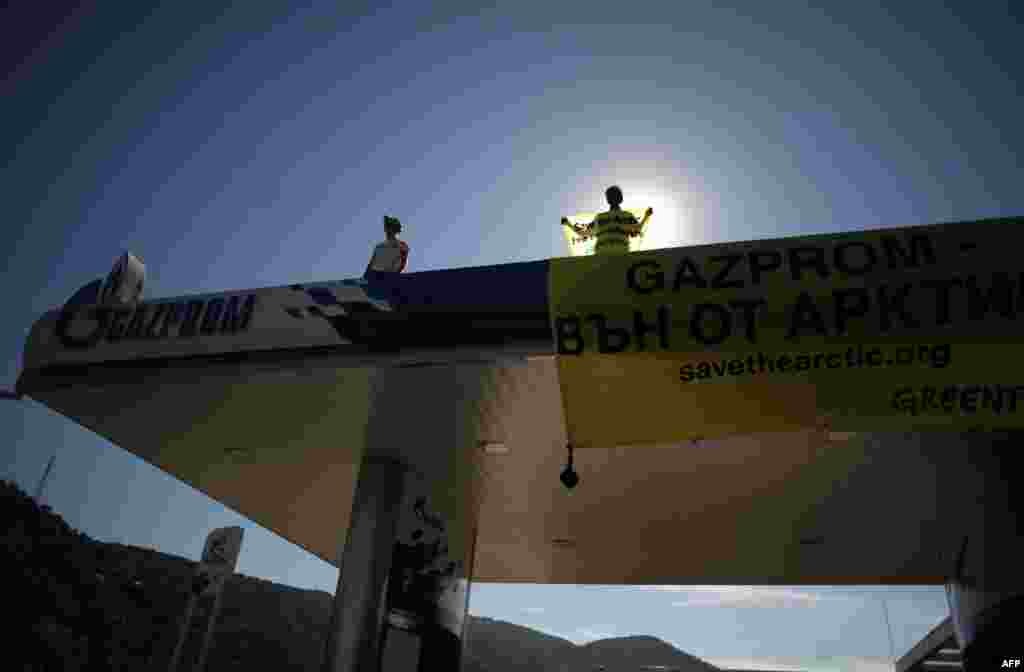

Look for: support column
[321,362,495,672]
[942,431,1024,671]
[321,456,412,672]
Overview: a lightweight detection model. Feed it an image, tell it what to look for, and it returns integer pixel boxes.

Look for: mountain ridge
[3,479,721,671]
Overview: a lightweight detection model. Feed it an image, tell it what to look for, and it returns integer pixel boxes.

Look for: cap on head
[605,185,623,206]
[384,216,402,233]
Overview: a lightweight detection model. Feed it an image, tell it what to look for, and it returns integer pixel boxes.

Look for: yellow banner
[550,217,1024,447]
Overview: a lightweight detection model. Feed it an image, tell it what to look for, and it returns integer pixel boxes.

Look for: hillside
[578,636,722,672]
[464,616,579,672]
[2,480,720,671]
[465,621,722,672]
[2,479,332,670]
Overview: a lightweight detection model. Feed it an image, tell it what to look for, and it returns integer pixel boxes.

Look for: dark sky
[1,0,1020,660]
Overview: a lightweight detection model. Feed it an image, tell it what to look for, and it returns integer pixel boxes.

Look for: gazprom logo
[57,295,257,349]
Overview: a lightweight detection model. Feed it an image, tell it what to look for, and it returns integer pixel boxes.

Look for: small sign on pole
[195,526,244,597]
[167,526,244,672]
[194,526,243,672]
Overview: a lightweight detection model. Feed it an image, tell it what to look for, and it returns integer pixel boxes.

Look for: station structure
[16,217,1024,670]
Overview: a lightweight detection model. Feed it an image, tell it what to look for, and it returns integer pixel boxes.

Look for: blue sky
[469,584,949,669]
[2,0,1020,665]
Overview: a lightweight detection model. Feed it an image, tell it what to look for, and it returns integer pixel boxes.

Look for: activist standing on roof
[365,216,410,276]
[561,186,653,255]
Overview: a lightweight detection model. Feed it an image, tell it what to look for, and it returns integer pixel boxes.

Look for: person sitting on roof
[365,216,410,276]
[562,185,653,255]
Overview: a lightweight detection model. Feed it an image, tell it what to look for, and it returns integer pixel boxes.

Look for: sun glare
[622,189,687,252]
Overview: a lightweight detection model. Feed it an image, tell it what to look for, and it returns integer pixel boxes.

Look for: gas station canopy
[18,217,1024,584]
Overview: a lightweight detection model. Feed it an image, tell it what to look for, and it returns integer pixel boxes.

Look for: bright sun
[621,189,687,252]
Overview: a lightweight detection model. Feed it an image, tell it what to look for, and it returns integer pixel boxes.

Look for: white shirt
[368,239,409,272]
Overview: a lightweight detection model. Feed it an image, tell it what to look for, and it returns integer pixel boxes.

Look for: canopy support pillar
[321,363,491,672]
[321,456,411,672]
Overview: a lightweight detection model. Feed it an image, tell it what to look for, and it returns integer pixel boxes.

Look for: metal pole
[320,363,491,671]
[168,593,197,672]
[194,581,226,672]
[375,601,390,672]
[320,457,410,672]
[881,595,896,662]
[34,454,56,502]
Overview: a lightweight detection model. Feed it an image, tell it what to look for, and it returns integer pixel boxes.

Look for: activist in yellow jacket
[562,186,652,255]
